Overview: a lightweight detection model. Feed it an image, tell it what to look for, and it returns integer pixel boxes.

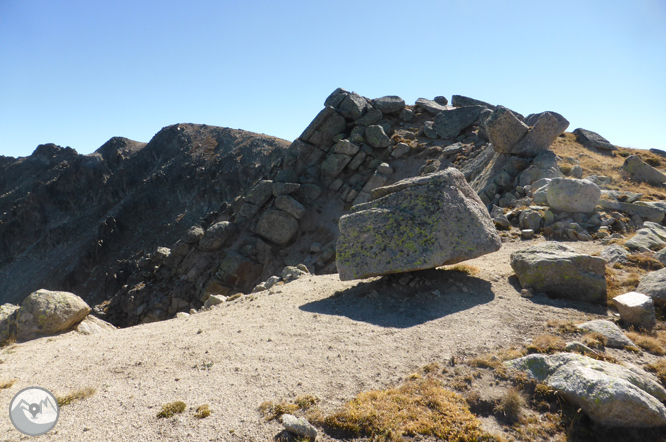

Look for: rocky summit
[2,88,666,441]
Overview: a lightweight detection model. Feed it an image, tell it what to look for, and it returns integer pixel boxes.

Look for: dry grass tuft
[56,387,97,407]
[625,331,666,356]
[606,266,642,300]
[494,388,525,424]
[259,395,320,421]
[526,334,566,354]
[0,379,17,389]
[626,253,664,270]
[156,401,186,419]
[444,264,480,276]
[546,319,579,334]
[468,348,526,370]
[582,332,607,350]
[194,404,211,419]
[645,360,666,387]
[317,378,496,442]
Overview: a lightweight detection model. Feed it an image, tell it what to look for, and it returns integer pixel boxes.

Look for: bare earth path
[0,239,608,441]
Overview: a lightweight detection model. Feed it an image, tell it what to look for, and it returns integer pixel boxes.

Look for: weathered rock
[245,180,274,207]
[573,128,616,151]
[505,353,666,428]
[204,294,226,308]
[354,108,382,126]
[656,247,666,266]
[598,200,665,223]
[365,125,390,148]
[320,153,352,180]
[199,221,237,252]
[275,195,306,220]
[0,304,19,343]
[636,267,666,306]
[281,414,318,439]
[600,244,629,264]
[510,243,606,303]
[183,225,204,244]
[16,289,91,340]
[337,168,501,280]
[433,106,485,140]
[546,178,601,213]
[485,106,529,153]
[373,96,405,114]
[399,108,414,122]
[391,142,411,159]
[511,112,569,157]
[281,265,309,283]
[336,92,368,120]
[255,209,299,245]
[75,315,116,335]
[519,210,542,232]
[621,155,666,186]
[624,225,666,252]
[423,121,438,139]
[272,182,300,196]
[521,229,534,240]
[415,98,450,115]
[332,139,360,156]
[451,95,495,110]
[577,320,636,348]
[613,292,656,331]
[299,107,346,147]
[518,151,563,186]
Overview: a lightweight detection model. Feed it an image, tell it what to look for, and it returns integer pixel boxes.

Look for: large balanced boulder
[16,290,91,340]
[636,268,666,306]
[510,242,606,303]
[433,106,485,139]
[373,95,405,114]
[546,178,601,213]
[336,168,502,280]
[621,155,666,186]
[505,353,666,428]
[510,111,569,157]
[484,106,529,153]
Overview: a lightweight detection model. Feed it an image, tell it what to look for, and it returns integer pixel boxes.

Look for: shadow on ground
[507,274,608,316]
[300,268,495,328]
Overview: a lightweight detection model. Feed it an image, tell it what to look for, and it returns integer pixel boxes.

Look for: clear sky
[1,0,665,158]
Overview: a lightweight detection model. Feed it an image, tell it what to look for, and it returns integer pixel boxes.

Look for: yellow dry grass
[550,133,666,201]
[625,331,666,356]
[56,387,97,407]
[317,378,496,442]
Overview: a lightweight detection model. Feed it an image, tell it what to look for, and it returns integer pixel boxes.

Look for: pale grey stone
[598,200,665,223]
[613,292,656,331]
[76,315,116,335]
[577,320,636,348]
[511,112,569,157]
[519,210,542,232]
[621,155,666,186]
[546,178,601,213]
[505,353,666,428]
[485,106,529,153]
[518,151,563,186]
[337,169,501,280]
[510,243,606,303]
[204,294,226,308]
[636,267,666,306]
[624,225,666,252]
[600,244,629,264]
[320,153,352,180]
[281,414,318,439]
[423,121,438,139]
[16,290,91,340]
[390,142,411,158]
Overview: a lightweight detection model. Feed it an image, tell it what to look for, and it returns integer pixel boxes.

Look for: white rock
[613,292,656,331]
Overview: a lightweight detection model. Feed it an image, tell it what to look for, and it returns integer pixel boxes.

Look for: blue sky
[1,0,665,158]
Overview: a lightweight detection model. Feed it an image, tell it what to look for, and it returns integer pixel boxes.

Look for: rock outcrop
[506,353,666,428]
[620,155,666,186]
[510,243,607,303]
[15,289,91,340]
[573,128,617,151]
[336,169,501,280]
[636,268,666,306]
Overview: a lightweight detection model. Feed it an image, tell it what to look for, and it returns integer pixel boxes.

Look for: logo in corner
[9,387,60,436]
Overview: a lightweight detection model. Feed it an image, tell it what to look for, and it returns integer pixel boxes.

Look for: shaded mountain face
[0,125,290,308]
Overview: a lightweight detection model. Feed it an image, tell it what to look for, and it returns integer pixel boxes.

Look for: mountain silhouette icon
[9,389,59,436]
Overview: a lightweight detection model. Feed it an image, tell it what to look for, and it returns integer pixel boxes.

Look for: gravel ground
[0,239,609,441]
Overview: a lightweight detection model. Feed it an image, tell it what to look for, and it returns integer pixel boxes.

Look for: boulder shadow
[299,268,495,328]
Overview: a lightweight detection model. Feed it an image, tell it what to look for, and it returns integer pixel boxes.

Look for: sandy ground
[0,238,611,441]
